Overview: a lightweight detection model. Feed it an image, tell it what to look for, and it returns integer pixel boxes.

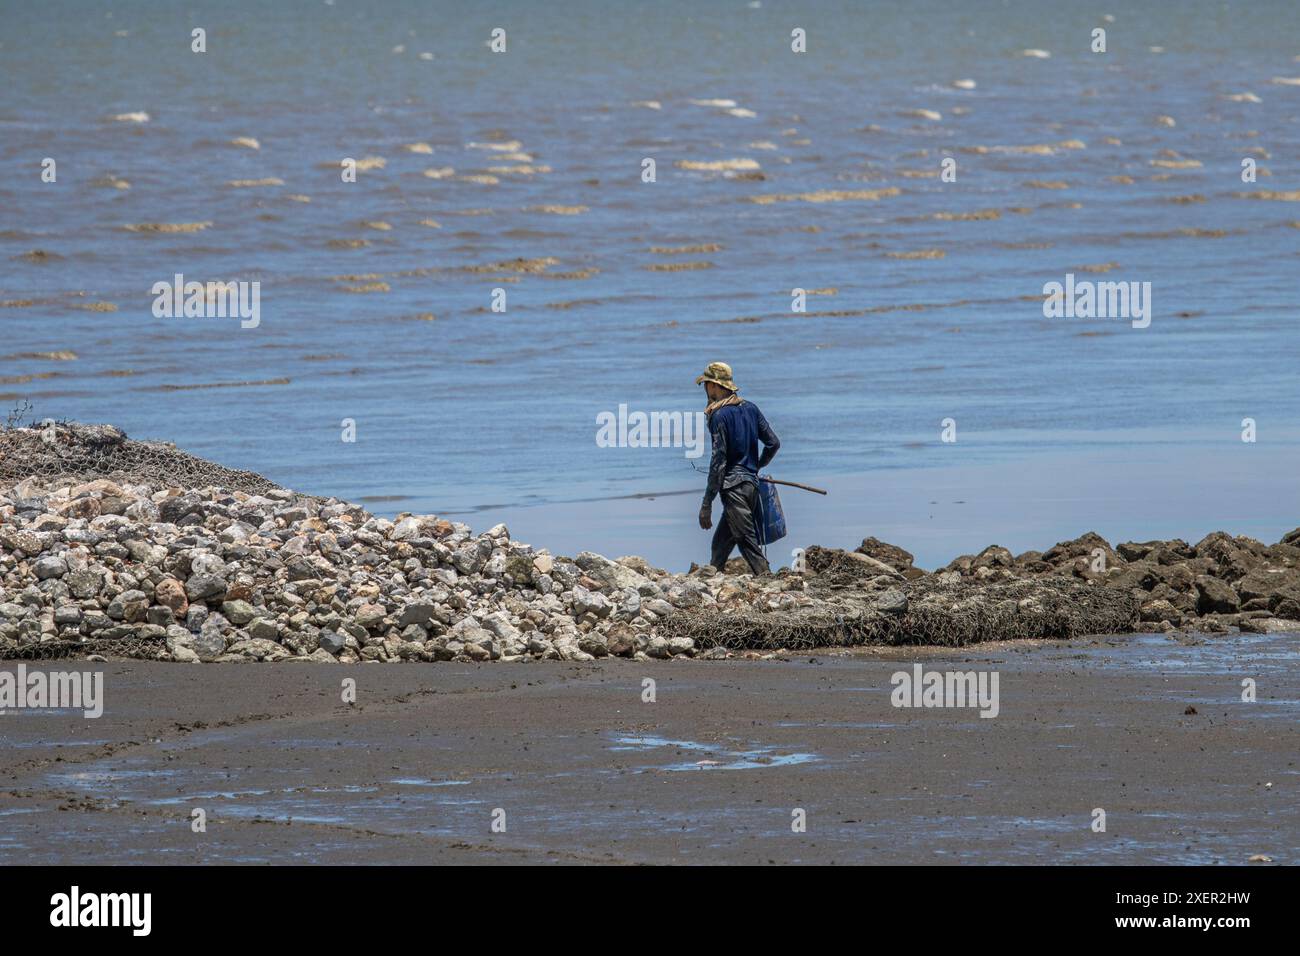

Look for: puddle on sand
[151,784,380,806]
[610,734,819,771]
[7,739,111,749]
[49,768,177,789]
[1081,633,1299,676]
[1174,696,1300,719]
[775,721,896,730]
[213,804,352,826]
[389,778,471,787]
[38,755,491,848]
[897,814,1245,865]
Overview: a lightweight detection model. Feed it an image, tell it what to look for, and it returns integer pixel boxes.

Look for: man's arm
[756,409,780,469]
[703,416,729,508]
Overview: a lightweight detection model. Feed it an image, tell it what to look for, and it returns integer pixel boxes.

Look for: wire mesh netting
[7,633,171,661]
[0,421,284,496]
[657,575,1139,650]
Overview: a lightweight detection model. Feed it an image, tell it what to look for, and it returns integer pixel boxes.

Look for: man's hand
[699,504,712,530]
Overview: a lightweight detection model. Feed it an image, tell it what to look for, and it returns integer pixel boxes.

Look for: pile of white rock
[0,476,804,663]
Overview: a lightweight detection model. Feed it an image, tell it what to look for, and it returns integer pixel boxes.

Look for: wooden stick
[761,477,828,495]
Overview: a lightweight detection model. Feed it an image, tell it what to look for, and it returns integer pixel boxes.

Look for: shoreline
[1,422,1298,665]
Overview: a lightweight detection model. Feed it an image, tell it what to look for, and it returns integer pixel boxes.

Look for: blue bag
[755,476,787,545]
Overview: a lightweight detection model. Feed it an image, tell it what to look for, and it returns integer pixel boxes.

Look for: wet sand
[1,632,1294,865]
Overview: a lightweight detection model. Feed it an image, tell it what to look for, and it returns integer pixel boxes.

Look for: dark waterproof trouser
[710,481,771,574]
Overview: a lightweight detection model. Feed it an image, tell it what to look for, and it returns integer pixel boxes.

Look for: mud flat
[1,630,1294,865]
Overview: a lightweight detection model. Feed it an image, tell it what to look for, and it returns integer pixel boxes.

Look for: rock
[1195,575,1239,614]
[479,611,521,642]
[248,618,279,641]
[33,555,68,580]
[972,545,1014,569]
[389,516,422,541]
[577,632,608,657]
[53,605,83,626]
[605,625,637,657]
[575,551,655,593]
[1041,531,1117,567]
[502,555,533,584]
[193,627,227,661]
[107,590,149,623]
[449,618,495,648]
[1152,539,1195,563]
[66,569,104,599]
[185,573,227,602]
[571,585,612,618]
[220,599,257,625]
[1140,598,1182,624]
[318,631,347,654]
[1234,568,1300,603]
[355,603,387,630]
[0,603,32,621]
[667,636,695,656]
[283,557,315,581]
[154,578,188,614]
[615,555,657,576]
[146,605,175,627]
[63,496,103,519]
[125,539,167,565]
[451,540,491,575]
[159,492,202,524]
[873,589,909,614]
[463,641,492,661]
[1194,533,1263,580]
[855,537,915,571]
[228,638,291,661]
[615,588,642,620]
[1270,586,1300,620]
[1245,617,1300,633]
[397,603,437,627]
[643,598,675,617]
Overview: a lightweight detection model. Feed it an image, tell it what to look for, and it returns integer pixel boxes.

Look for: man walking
[696,362,781,574]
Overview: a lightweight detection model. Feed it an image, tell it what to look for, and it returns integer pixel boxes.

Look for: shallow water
[1064,632,1300,676]
[2,0,1298,569]
[609,733,820,770]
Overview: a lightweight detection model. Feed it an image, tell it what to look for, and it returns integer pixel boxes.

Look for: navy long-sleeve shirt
[703,400,780,507]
